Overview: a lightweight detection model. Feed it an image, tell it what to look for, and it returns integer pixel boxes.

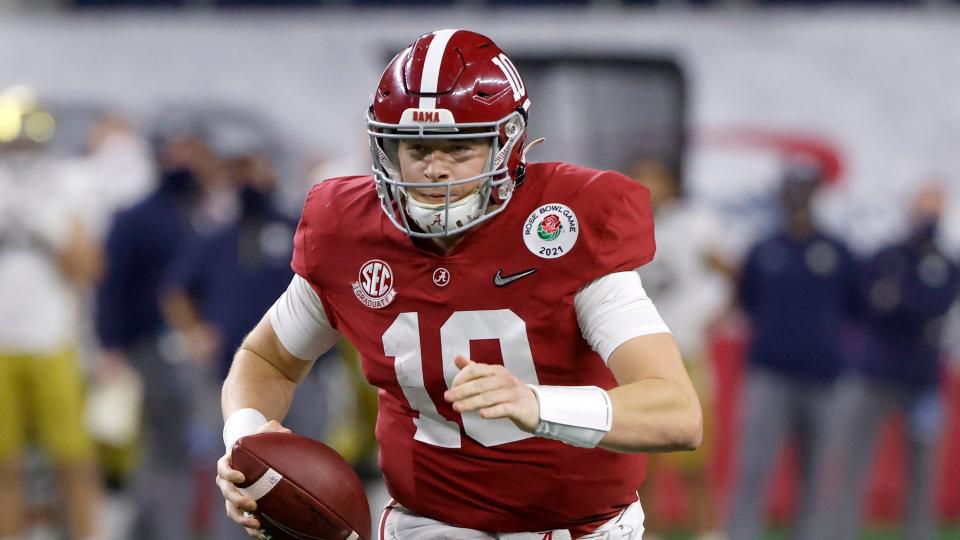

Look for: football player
[216,29,701,539]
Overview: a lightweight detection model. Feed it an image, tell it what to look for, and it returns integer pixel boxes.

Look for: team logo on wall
[523,203,579,259]
[353,259,397,309]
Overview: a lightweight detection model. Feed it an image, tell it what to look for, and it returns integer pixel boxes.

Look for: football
[230,432,371,540]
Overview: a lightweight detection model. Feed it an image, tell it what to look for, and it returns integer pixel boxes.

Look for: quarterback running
[216,29,702,539]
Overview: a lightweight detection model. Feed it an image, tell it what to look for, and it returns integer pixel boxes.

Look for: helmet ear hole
[504,116,523,138]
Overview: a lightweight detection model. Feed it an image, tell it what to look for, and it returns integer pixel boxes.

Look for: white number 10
[492,53,526,101]
[382,309,540,448]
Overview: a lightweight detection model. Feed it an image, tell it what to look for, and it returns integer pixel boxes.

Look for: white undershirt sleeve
[574,271,671,363]
[267,275,341,361]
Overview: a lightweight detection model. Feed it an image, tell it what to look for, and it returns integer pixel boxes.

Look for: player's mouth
[415,193,447,203]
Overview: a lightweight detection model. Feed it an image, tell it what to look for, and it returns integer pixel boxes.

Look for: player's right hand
[216,420,292,538]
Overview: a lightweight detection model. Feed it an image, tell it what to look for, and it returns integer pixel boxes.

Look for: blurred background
[1,1,959,539]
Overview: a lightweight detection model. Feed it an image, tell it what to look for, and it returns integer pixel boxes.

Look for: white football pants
[377,499,644,540]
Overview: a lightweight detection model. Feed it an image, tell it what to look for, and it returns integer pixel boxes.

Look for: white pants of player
[377,499,644,540]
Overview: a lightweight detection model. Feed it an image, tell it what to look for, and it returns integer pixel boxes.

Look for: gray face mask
[368,110,527,239]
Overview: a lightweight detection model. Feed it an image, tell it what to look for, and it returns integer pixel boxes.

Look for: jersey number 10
[382,309,540,449]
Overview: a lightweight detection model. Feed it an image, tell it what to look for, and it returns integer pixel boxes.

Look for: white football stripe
[418,29,458,110]
[346,532,359,540]
[238,467,283,501]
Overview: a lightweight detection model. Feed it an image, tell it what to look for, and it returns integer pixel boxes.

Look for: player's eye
[406,144,429,156]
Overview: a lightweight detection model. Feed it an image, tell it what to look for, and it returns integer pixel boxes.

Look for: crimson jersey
[292,162,656,536]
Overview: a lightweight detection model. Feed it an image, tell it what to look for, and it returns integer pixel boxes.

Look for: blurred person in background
[812,184,959,540]
[0,95,104,540]
[163,151,294,385]
[631,156,729,540]
[94,120,225,540]
[55,112,155,540]
[68,114,155,239]
[725,160,860,540]
[160,150,319,539]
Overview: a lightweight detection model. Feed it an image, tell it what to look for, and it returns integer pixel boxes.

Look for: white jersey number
[382,309,540,448]
[492,53,526,101]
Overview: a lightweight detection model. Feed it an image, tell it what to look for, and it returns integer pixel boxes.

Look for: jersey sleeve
[289,178,364,330]
[291,176,370,285]
[595,174,657,271]
[290,184,320,282]
[560,170,657,287]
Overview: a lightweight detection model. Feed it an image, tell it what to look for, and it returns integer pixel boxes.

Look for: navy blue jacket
[857,240,959,389]
[738,230,860,382]
[96,183,199,350]
[164,209,296,378]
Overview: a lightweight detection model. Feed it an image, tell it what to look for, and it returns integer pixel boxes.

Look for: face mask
[240,185,271,217]
[162,166,198,196]
[910,219,938,245]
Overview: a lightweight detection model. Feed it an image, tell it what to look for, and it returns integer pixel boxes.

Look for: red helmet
[367,29,532,238]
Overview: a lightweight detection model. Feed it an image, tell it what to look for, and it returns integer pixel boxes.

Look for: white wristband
[527,385,613,448]
[223,408,268,450]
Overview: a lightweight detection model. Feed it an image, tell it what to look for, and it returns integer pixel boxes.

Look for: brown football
[230,432,371,540]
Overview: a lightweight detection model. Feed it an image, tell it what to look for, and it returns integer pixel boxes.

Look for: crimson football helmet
[367,29,532,238]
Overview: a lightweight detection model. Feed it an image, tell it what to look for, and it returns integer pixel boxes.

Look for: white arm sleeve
[267,275,341,361]
[574,271,671,363]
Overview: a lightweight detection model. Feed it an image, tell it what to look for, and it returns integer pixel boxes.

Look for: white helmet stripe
[418,29,459,110]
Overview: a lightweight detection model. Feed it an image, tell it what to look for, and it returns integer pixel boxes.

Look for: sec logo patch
[523,203,579,259]
[352,259,397,309]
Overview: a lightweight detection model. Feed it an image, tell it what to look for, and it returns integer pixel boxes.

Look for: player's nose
[422,154,451,182]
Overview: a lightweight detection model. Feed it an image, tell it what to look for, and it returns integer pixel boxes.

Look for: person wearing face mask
[725,160,862,540]
[162,153,296,382]
[94,126,217,540]
[810,184,959,540]
[161,152,324,540]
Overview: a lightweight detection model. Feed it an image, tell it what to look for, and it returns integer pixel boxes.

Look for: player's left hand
[443,355,540,432]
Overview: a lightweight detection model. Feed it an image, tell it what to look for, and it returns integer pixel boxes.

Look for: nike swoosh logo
[494,268,537,287]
